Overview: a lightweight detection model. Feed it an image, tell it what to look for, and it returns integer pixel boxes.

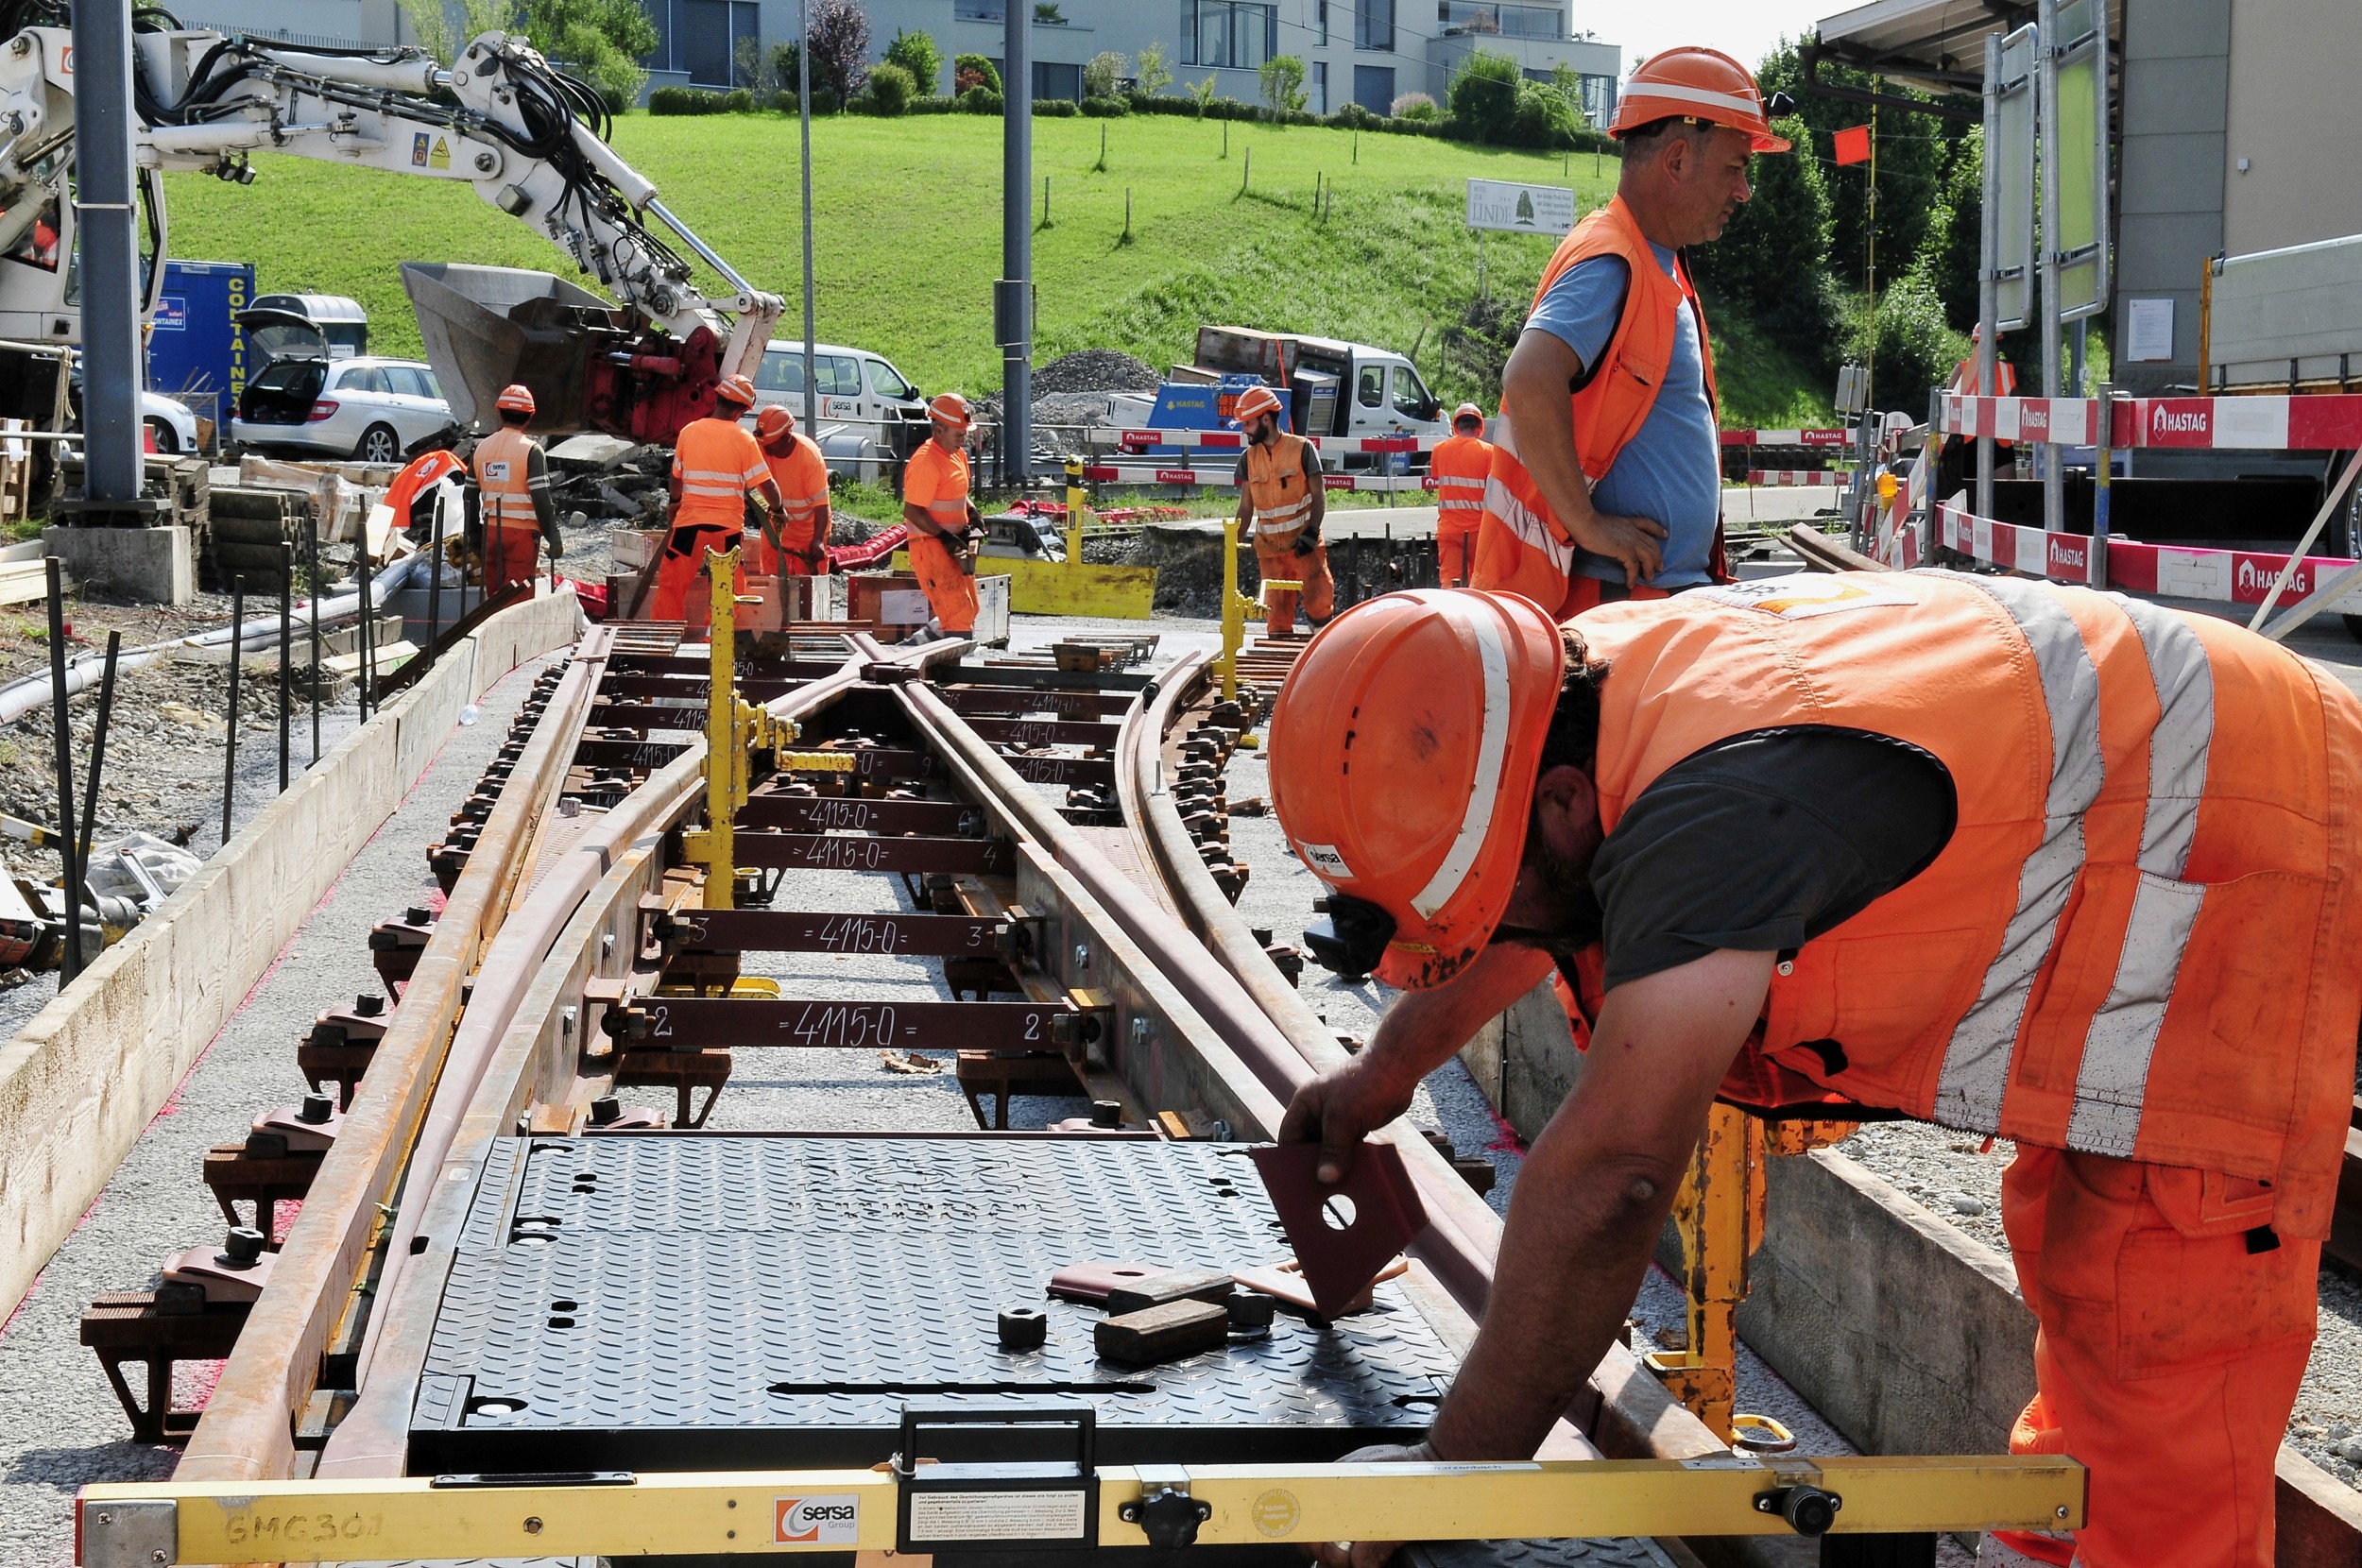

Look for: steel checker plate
[413,1137,1458,1474]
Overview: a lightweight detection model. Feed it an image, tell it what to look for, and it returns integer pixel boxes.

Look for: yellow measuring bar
[79,1454,2082,1564]
[776,752,861,774]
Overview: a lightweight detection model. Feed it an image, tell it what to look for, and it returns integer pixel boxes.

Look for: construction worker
[1270,577,2362,1568]
[467,384,563,592]
[1425,402,1493,587]
[900,393,982,642]
[655,374,783,622]
[755,404,834,579]
[1232,383,1332,633]
[1952,323,2021,397]
[1474,47,1789,617]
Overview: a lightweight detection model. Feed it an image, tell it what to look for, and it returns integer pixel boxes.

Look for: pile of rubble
[976,349,1164,452]
[543,434,672,526]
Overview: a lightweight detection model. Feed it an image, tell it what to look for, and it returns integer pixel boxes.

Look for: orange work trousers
[1254,537,1334,632]
[1990,1146,2317,1568]
[1438,523,1480,588]
[649,524,745,624]
[483,520,540,593]
[909,531,979,635]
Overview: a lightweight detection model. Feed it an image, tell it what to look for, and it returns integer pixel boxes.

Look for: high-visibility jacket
[1428,434,1493,535]
[1953,354,2019,397]
[762,432,831,557]
[473,426,540,540]
[1243,433,1319,547]
[1478,195,1720,608]
[1576,570,2362,1238]
[904,438,971,535]
[671,416,769,531]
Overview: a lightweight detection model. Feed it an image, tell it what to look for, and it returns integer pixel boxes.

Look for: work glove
[1292,533,1316,558]
[542,529,565,560]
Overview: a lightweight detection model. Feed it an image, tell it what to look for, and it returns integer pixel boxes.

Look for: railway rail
[67,565,2081,1567]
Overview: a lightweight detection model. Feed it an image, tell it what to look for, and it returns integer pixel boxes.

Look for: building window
[1353,0,1393,52]
[1316,0,1327,43]
[1437,0,1558,35]
[1352,62,1394,112]
[1310,60,1326,112]
[954,0,1006,19]
[1034,60,1083,98]
[1182,0,1275,68]
[643,0,761,87]
[1580,73,1615,126]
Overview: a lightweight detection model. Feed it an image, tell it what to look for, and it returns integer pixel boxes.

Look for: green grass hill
[160,111,1830,428]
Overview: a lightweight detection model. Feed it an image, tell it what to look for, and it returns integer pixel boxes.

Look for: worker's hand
[1570,511,1666,587]
[542,533,565,560]
[1278,1055,1416,1186]
[1303,1441,1439,1568]
[1292,533,1317,558]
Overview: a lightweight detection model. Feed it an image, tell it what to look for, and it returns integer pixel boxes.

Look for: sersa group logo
[774,1494,861,1545]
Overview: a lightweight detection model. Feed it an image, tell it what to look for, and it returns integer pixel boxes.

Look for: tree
[1258,55,1307,120]
[399,0,522,64]
[1921,127,1983,331]
[509,1,658,110]
[953,54,1001,94]
[1084,50,1126,100]
[883,28,943,94]
[805,0,872,105]
[1688,113,1830,314]
[1135,41,1172,97]
[1447,49,1522,143]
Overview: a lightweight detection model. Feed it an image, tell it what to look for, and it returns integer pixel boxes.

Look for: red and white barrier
[1720,429,1848,448]
[1079,463,1427,493]
[1936,392,2362,451]
[1745,469,1845,486]
[1090,427,1441,454]
[1929,501,2362,610]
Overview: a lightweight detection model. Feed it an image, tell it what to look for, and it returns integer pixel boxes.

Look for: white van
[751,340,927,428]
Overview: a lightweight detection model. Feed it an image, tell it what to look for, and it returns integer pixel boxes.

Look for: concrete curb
[0,589,585,1321]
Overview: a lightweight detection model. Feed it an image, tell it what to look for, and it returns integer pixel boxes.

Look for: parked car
[233,355,451,463]
[141,390,198,453]
[247,293,369,359]
[749,340,930,478]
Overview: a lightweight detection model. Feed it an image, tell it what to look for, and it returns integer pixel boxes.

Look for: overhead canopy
[1810,0,2119,97]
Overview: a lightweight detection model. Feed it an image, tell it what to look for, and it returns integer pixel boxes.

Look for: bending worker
[900,393,982,643]
[655,374,783,622]
[467,383,564,591]
[1233,383,1331,634]
[1272,574,2362,1568]
[1474,46,1787,614]
[1425,401,1493,587]
[756,404,834,580]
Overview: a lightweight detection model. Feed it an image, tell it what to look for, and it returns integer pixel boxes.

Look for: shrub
[1083,50,1126,99]
[1036,97,1079,116]
[771,41,801,88]
[1447,48,1523,142]
[771,88,797,112]
[1081,94,1130,116]
[1856,274,1965,411]
[811,85,842,114]
[1258,55,1308,120]
[953,53,1001,94]
[516,0,656,111]
[1331,100,1380,129]
[862,60,916,114]
[1390,91,1437,120]
[883,27,942,94]
[649,85,729,114]
[912,94,956,113]
[1135,41,1172,97]
[724,87,755,112]
[957,85,1003,113]
[1189,73,1219,114]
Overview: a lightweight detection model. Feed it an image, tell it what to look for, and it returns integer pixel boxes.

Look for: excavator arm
[0,23,781,441]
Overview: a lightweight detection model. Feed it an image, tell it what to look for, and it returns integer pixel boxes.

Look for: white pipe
[0,554,427,725]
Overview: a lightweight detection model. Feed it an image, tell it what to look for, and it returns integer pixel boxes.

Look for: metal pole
[44,557,80,980]
[798,0,818,434]
[70,0,141,505]
[307,524,321,762]
[427,503,444,663]
[278,545,292,792]
[1977,30,2000,520]
[1001,0,1034,487]
[2036,0,2064,537]
[76,631,120,916]
[2091,381,2113,588]
[357,561,374,723]
[223,576,243,846]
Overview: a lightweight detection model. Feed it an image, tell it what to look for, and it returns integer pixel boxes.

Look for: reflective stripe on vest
[474,427,539,528]
[1481,435,1576,575]
[1245,435,1316,538]
[1429,435,1495,515]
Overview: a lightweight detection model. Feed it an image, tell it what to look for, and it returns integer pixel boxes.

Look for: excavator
[0,6,780,442]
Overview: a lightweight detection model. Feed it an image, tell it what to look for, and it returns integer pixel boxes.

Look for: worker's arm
[1304,445,1326,538]
[527,443,563,557]
[1234,452,1256,531]
[756,476,787,549]
[809,501,834,568]
[1279,942,1557,1183]
[1500,329,1665,586]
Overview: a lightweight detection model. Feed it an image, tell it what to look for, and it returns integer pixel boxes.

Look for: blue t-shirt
[1523,245,1722,589]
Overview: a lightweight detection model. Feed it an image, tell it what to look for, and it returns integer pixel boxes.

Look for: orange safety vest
[671,416,769,531]
[472,426,539,537]
[1243,433,1319,547]
[1428,434,1493,534]
[904,438,971,534]
[1575,570,2362,1238]
[763,432,830,555]
[1479,195,1720,602]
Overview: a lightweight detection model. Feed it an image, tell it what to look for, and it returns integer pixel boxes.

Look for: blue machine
[1133,371,1289,460]
[145,260,255,427]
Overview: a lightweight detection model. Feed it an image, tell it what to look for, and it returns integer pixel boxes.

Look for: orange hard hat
[1234,384,1284,425]
[1612,47,1792,154]
[756,404,796,439]
[929,392,972,426]
[714,373,758,408]
[494,383,536,416]
[1452,401,1484,427]
[1269,588,1566,989]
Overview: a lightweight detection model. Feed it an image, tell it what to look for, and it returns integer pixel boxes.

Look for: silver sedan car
[232,355,453,465]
